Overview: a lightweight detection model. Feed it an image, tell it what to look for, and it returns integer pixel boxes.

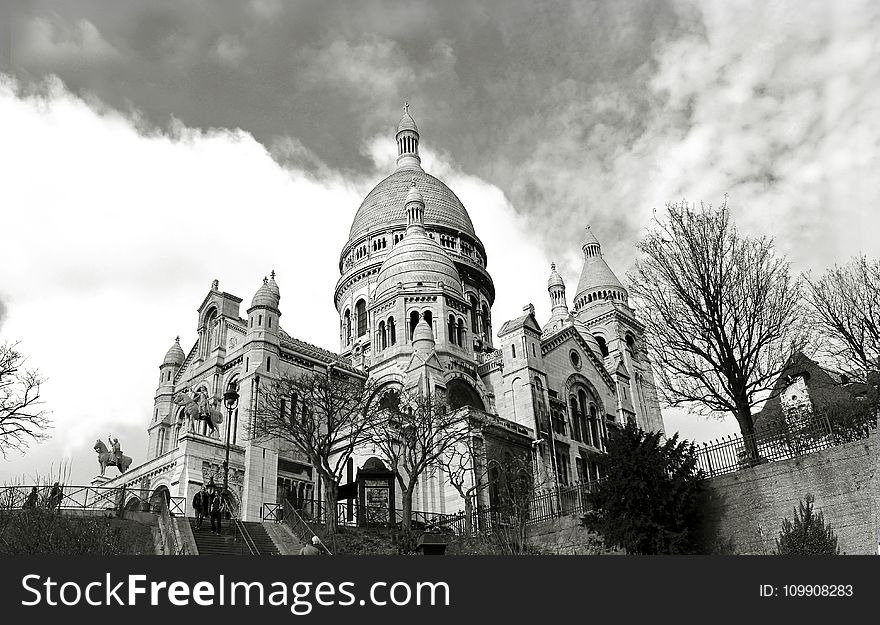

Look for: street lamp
[222,381,240,491]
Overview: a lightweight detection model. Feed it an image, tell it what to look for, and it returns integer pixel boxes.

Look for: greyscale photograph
[0,0,876,557]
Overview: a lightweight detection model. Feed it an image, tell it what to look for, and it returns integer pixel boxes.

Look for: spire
[396,102,422,170]
[547,262,569,320]
[404,177,426,235]
[573,226,627,311]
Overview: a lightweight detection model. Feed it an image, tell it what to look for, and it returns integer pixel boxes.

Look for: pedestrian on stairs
[299,535,322,556]
[209,493,224,534]
[193,485,206,529]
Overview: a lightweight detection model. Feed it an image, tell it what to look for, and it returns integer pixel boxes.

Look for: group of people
[22,482,63,512]
[192,478,231,534]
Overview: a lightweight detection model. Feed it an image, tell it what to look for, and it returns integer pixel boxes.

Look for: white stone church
[101,107,665,521]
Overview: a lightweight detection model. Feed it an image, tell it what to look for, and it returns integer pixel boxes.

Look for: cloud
[18,16,122,65]
[0,75,550,484]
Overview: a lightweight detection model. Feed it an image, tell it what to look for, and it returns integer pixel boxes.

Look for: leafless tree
[628,200,807,460]
[368,387,468,532]
[437,417,491,535]
[0,342,51,457]
[252,366,377,532]
[804,255,880,382]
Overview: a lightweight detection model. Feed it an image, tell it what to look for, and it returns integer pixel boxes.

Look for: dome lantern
[396,101,422,170]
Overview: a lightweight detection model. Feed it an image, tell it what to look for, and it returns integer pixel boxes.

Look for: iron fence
[0,485,186,516]
[695,413,844,477]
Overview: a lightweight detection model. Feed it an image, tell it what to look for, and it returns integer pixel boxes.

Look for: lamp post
[222,382,240,491]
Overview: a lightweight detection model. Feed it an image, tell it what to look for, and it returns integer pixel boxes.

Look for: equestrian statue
[94,435,132,475]
[173,389,224,437]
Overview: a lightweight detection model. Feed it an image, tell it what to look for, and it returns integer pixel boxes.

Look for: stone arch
[446,377,485,411]
[563,373,606,417]
[149,485,171,512]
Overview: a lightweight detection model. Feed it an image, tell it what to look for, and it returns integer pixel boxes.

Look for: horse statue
[173,390,224,437]
[94,439,132,475]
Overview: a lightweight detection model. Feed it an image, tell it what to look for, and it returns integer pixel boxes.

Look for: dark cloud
[4,0,689,266]
[5,1,875,273]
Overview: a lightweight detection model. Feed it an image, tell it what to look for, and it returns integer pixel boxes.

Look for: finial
[403,101,409,114]
[175,336,180,343]
[270,270,276,280]
[551,262,556,271]
[263,276,268,284]
[211,278,219,291]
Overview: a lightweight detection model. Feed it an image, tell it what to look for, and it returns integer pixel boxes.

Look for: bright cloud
[0,75,550,483]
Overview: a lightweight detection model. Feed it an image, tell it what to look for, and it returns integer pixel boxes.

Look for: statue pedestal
[90,475,112,487]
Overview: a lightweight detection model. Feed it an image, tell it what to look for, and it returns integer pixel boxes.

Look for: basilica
[100,107,665,522]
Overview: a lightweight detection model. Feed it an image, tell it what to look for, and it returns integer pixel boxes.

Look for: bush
[775,495,840,555]
[584,421,704,554]
[0,509,155,555]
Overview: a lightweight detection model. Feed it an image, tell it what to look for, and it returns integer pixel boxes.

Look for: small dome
[583,226,600,248]
[397,111,419,134]
[163,337,185,366]
[548,262,565,289]
[405,181,424,206]
[373,232,462,301]
[412,317,435,350]
[251,274,280,309]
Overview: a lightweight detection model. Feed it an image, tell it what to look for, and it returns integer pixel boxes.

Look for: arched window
[355,299,367,337]
[589,403,601,450]
[388,317,396,346]
[409,311,420,340]
[481,304,491,340]
[469,294,479,335]
[578,389,589,445]
[569,395,580,441]
[448,314,456,345]
[423,309,433,328]
[625,334,635,354]
[378,320,387,350]
[344,310,352,345]
[594,335,609,357]
[203,308,218,355]
[457,318,465,347]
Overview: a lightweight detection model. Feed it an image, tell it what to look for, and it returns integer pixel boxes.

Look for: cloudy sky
[0,0,878,484]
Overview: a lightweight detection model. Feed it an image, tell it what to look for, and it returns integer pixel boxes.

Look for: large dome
[373,231,462,301]
[348,169,477,241]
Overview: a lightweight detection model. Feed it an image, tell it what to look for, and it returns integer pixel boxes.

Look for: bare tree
[252,367,377,532]
[804,255,880,382]
[368,388,467,532]
[437,418,491,535]
[0,342,51,457]
[628,200,807,460]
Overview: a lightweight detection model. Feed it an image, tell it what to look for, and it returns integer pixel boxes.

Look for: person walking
[48,482,63,513]
[209,493,224,534]
[23,487,38,510]
[298,535,323,555]
[193,485,206,529]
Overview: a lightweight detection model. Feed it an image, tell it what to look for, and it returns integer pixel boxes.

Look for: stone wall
[700,432,876,555]
[526,514,622,555]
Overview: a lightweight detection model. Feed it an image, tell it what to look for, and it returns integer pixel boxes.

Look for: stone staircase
[240,521,280,555]
[188,518,246,555]
[187,518,284,555]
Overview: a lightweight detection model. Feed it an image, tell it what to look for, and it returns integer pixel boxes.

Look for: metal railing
[233,519,260,555]
[0,485,186,516]
[261,480,604,540]
[693,412,874,477]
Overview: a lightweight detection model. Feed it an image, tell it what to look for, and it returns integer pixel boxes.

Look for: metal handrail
[283,500,332,554]
[234,518,260,555]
